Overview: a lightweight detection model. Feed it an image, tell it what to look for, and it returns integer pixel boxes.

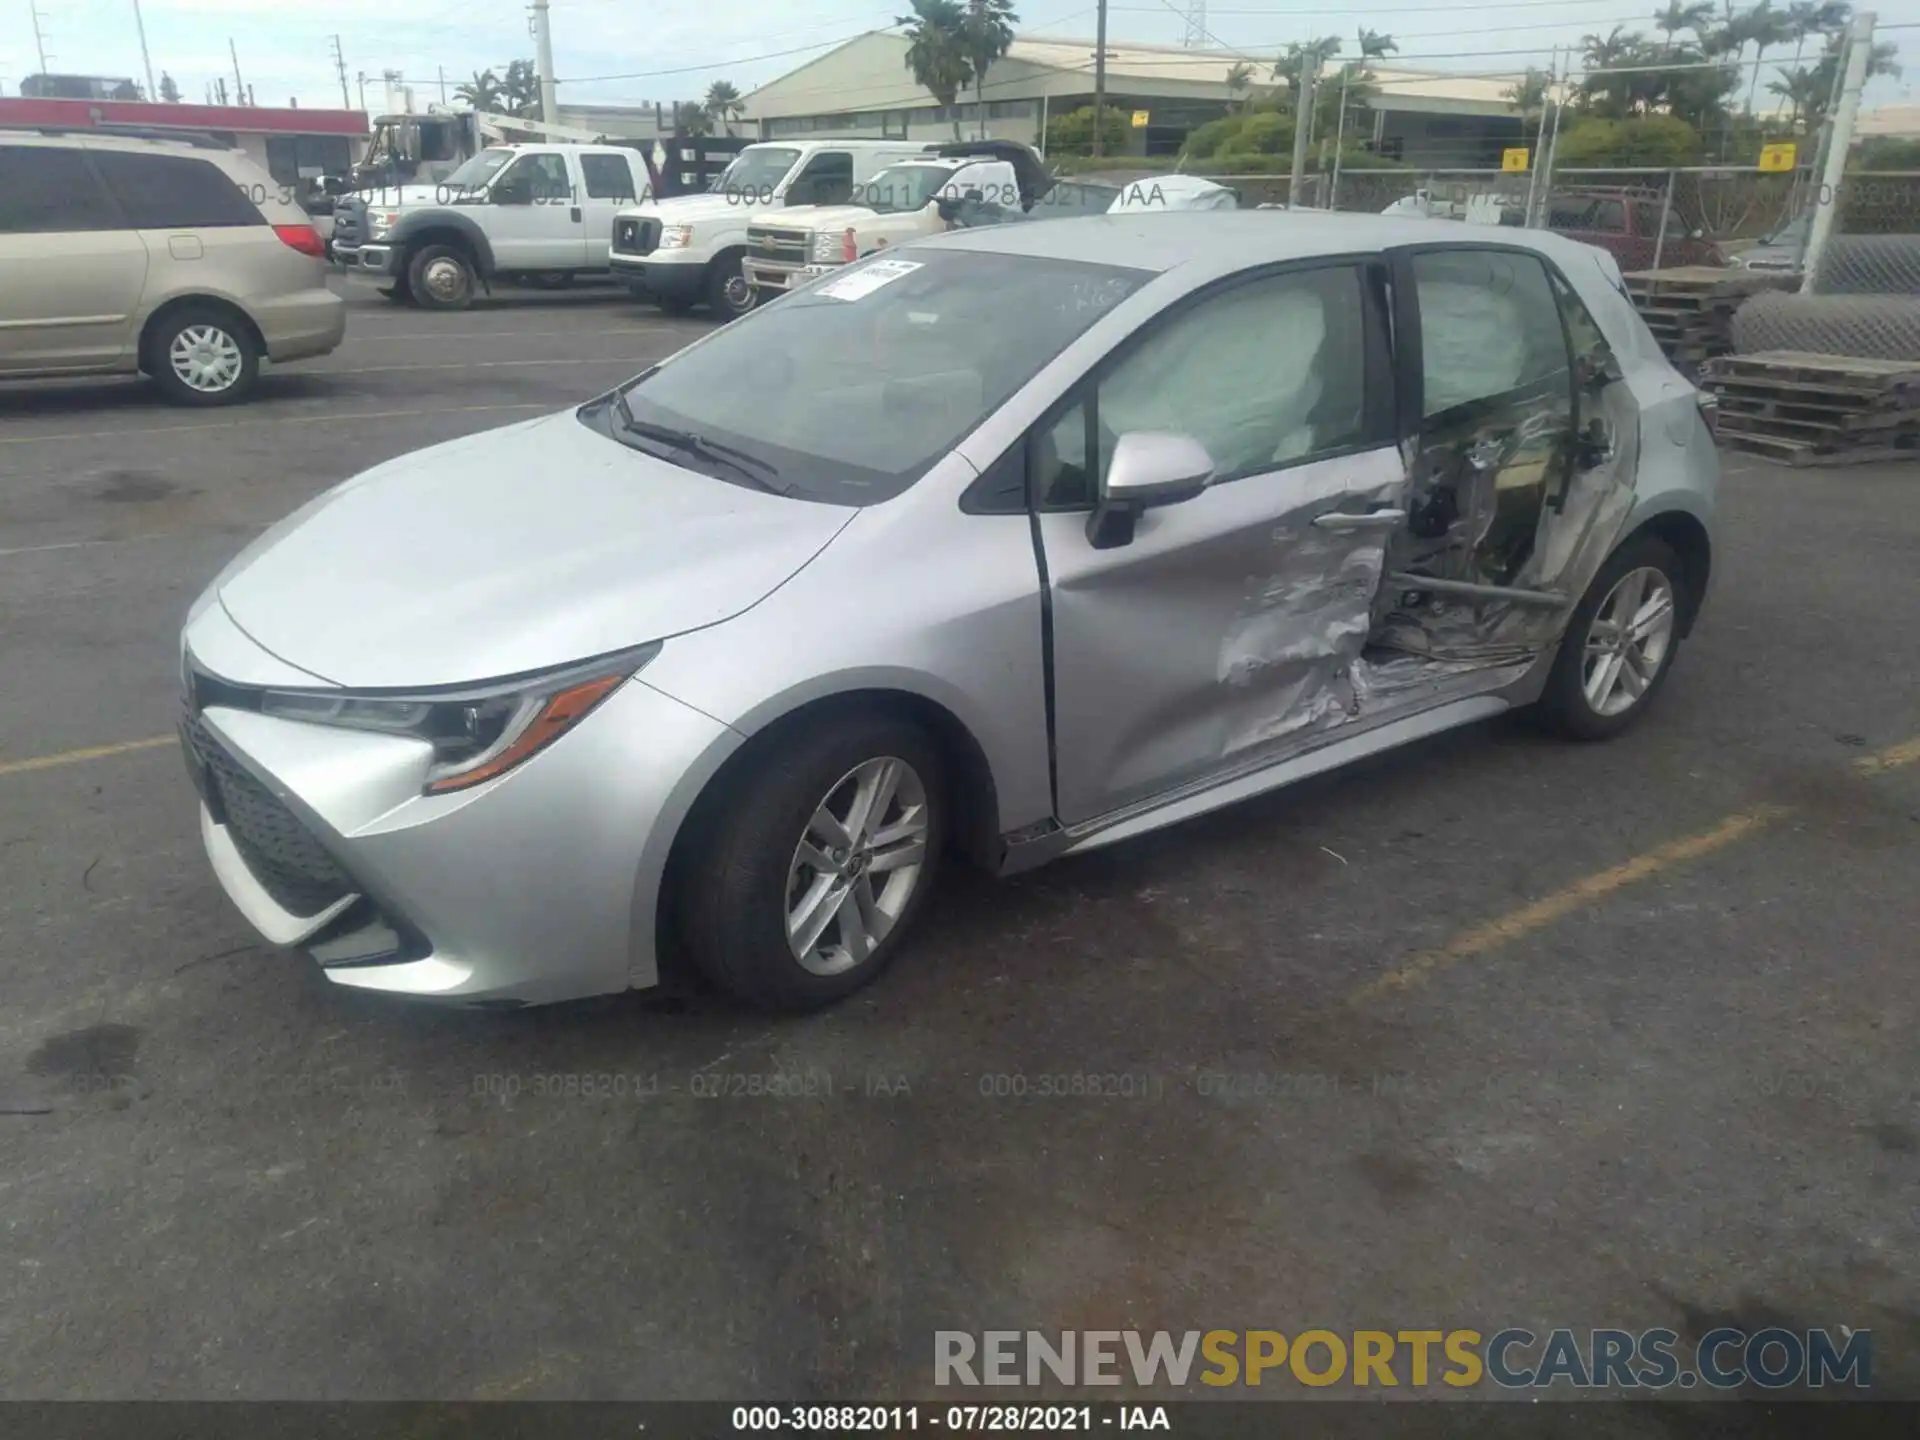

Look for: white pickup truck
[330,143,652,309]
[609,139,930,320]
[739,145,1046,303]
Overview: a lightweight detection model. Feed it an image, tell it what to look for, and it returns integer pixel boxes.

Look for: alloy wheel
[1582,566,1676,718]
[784,756,930,977]
[168,325,244,394]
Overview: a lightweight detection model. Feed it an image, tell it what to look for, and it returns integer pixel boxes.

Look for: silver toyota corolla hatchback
[179,212,1719,1010]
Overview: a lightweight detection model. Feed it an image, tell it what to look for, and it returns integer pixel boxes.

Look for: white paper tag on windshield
[817,257,923,302]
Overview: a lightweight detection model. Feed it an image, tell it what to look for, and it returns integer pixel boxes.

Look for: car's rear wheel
[681,714,945,1010]
[147,306,260,406]
[407,243,476,311]
[1539,534,1685,740]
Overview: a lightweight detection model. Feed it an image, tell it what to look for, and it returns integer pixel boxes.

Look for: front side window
[790,151,853,206]
[500,153,571,201]
[607,250,1150,505]
[1592,198,1627,232]
[1037,265,1370,510]
[715,147,800,197]
[89,151,262,229]
[440,148,517,191]
[0,145,121,233]
[859,164,958,214]
[1413,248,1569,416]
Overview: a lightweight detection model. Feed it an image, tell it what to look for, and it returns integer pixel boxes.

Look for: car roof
[919,208,1590,274]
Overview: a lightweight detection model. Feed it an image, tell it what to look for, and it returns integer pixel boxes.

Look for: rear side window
[580,153,637,200]
[90,150,265,229]
[1412,249,1570,417]
[0,145,121,233]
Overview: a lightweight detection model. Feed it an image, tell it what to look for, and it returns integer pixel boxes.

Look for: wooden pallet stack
[1622,267,1797,371]
[1699,351,1920,465]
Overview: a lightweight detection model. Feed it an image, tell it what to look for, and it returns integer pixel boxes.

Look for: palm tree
[454,68,503,112]
[898,0,973,140]
[1766,63,1826,128]
[959,0,1018,140]
[1579,25,1643,116]
[1741,2,1795,113]
[1654,1,1715,54]
[676,99,712,137]
[500,59,541,119]
[1225,60,1254,110]
[1506,65,1552,141]
[1356,27,1397,61]
[704,80,744,134]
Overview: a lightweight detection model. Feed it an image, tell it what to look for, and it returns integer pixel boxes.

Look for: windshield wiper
[612,403,788,493]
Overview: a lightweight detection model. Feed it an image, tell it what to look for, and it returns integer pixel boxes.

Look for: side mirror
[935,195,960,223]
[963,187,984,202]
[1086,432,1216,549]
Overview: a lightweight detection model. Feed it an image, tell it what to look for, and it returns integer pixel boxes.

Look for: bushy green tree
[1557,113,1703,166]
[1045,105,1129,156]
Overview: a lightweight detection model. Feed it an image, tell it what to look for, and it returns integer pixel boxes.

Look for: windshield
[713,147,801,199]
[860,164,959,214]
[440,148,516,191]
[605,250,1151,505]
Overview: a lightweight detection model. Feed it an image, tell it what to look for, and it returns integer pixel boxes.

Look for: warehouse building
[740,32,1531,167]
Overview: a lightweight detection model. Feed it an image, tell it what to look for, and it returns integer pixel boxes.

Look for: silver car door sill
[1388,573,1567,607]
[1058,695,1512,857]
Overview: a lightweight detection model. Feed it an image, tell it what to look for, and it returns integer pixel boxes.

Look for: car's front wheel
[681,714,945,1010]
[1539,534,1686,740]
[407,243,476,311]
[707,249,758,320]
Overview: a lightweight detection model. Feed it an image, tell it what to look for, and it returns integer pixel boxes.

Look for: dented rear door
[1033,259,1405,826]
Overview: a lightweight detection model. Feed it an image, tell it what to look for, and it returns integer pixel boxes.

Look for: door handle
[571,206,582,222]
[1312,508,1406,533]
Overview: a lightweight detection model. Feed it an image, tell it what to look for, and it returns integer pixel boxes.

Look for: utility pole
[1287,50,1316,209]
[29,3,50,72]
[330,35,351,109]
[438,65,447,105]
[1802,10,1875,294]
[1091,0,1108,158]
[357,70,368,111]
[131,0,157,102]
[531,0,558,126]
[229,38,246,107]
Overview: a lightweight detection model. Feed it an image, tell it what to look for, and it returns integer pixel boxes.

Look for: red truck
[1545,188,1725,270]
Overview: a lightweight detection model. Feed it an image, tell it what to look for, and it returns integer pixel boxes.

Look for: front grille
[614,216,659,256]
[331,197,366,249]
[181,707,355,919]
[747,225,809,263]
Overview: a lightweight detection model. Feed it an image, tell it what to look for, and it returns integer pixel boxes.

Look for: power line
[558,31,896,84]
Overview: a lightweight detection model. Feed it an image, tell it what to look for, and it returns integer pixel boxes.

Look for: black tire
[679,713,947,1011]
[145,304,260,407]
[706,249,758,320]
[625,281,651,303]
[1537,534,1687,741]
[377,277,414,305]
[527,271,576,290]
[655,289,697,316]
[406,242,476,311]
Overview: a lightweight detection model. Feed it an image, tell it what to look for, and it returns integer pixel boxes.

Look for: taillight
[842,227,857,263]
[273,223,326,258]
[1695,390,1719,439]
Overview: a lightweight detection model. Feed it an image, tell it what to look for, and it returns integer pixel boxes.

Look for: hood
[214,411,853,690]
[623,192,765,223]
[769,203,912,232]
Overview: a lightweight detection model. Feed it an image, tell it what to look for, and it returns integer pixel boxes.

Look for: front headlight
[258,644,659,795]
[659,223,695,249]
[809,230,840,263]
[367,209,401,240]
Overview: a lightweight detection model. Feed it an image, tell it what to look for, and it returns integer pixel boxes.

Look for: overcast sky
[3,0,1914,112]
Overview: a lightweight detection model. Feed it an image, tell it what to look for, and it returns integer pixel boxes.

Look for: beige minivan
[0,130,345,405]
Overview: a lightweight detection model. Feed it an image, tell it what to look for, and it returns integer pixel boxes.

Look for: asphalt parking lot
[1,278,1916,1411]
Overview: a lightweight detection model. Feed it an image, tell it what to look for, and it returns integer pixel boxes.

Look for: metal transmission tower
[1181,0,1207,48]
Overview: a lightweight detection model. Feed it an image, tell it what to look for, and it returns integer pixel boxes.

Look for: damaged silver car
[179,212,1718,1011]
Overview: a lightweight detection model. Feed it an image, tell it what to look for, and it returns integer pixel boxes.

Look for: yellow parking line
[0,735,174,778]
[1353,730,1920,1002]
[1855,736,1920,776]
[1350,805,1790,1002]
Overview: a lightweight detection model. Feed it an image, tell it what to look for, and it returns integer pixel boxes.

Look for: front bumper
[332,243,403,279]
[742,257,837,294]
[180,631,742,1006]
[609,254,705,303]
